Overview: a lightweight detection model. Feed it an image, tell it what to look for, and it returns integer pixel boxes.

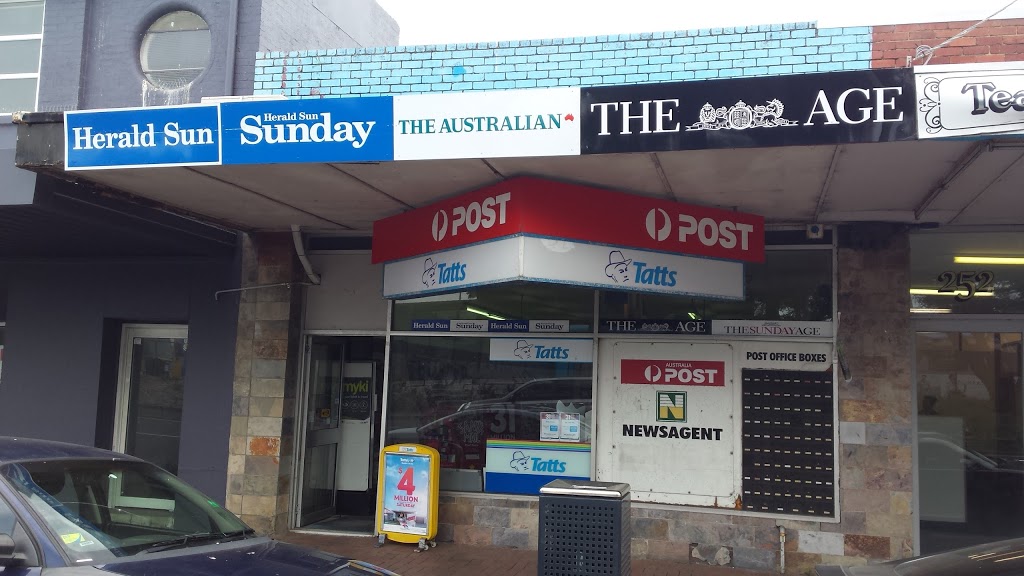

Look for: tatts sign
[372,177,765,264]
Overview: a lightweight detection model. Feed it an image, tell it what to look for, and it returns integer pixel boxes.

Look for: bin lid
[539,479,630,498]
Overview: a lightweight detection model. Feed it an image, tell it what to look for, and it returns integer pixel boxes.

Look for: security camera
[806,224,824,240]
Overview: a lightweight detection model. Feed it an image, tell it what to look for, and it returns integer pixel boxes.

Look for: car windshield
[0,458,252,562]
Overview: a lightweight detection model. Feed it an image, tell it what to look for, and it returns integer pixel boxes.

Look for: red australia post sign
[371,177,765,264]
[620,359,727,387]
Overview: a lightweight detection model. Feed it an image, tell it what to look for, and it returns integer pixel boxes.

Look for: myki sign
[372,177,764,264]
[620,359,726,387]
[219,96,394,164]
[65,104,221,170]
[916,62,1024,138]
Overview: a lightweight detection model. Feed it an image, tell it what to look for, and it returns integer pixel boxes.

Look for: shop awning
[12,63,1024,234]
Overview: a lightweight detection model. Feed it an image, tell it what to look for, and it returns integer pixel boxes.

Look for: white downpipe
[291,225,322,285]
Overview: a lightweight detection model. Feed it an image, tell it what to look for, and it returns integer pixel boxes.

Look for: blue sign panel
[65,105,221,170]
[219,97,394,165]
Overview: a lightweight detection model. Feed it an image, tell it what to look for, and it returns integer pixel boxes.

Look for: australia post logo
[431,192,512,242]
[620,359,726,387]
[644,208,756,255]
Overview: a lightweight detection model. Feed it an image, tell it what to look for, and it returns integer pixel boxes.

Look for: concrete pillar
[224,233,304,534]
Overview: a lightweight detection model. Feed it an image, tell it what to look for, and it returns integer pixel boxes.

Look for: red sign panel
[620,359,726,387]
[371,177,765,264]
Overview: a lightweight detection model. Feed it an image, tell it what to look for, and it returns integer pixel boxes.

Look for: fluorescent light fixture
[910,308,952,314]
[909,288,993,297]
[688,312,699,320]
[954,256,1024,265]
[466,306,505,321]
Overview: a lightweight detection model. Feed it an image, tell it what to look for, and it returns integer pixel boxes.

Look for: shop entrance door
[112,324,189,475]
[914,318,1024,554]
[297,335,385,532]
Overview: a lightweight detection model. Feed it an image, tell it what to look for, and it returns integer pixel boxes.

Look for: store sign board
[64,105,221,170]
[597,340,737,505]
[484,440,590,495]
[409,319,572,333]
[489,337,593,363]
[381,237,521,299]
[219,96,394,164]
[916,62,1024,138]
[382,235,745,300]
[581,68,916,155]
[393,88,580,160]
[712,320,834,338]
[600,319,711,335]
[736,341,833,371]
[372,177,765,264]
[521,237,745,300]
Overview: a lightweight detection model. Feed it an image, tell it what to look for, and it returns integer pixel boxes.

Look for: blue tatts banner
[219,97,394,165]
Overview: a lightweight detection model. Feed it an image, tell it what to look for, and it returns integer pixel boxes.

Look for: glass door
[914,319,1024,554]
[113,324,189,475]
[299,338,343,526]
[297,335,386,530]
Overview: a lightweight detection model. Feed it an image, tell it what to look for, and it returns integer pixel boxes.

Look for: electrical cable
[912,0,1022,65]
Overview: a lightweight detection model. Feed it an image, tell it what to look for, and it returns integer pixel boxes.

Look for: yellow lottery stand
[375,444,440,551]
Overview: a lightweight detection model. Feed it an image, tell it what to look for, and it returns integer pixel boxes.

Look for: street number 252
[937,271,994,302]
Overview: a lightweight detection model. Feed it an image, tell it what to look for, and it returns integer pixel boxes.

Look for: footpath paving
[279,532,772,576]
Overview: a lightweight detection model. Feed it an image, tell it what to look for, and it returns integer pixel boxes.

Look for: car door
[0,489,43,576]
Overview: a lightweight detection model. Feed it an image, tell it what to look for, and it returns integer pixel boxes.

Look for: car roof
[0,436,141,465]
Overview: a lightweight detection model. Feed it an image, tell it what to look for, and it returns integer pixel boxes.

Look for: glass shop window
[911,231,1024,314]
[600,249,833,325]
[391,282,594,332]
[0,1,44,114]
[384,336,593,493]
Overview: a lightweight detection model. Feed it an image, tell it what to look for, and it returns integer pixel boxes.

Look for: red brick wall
[872,18,1024,67]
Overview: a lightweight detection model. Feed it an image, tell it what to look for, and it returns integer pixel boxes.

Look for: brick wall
[253,23,873,98]
[872,18,1024,67]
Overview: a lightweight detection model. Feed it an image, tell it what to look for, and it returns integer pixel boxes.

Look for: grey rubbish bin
[538,479,631,576]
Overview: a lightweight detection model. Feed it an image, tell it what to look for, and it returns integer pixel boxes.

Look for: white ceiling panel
[954,153,1024,225]
[656,145,835,220]
[486,153,671,200]
[821,141,968,218]
[82,167,329,230]
[194,163,408,231]
[338,159,502,211]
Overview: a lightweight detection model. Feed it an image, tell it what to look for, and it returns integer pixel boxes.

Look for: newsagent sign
[372,177,765,264]
[596,341,738,507]
[916,61,1024,139]
[580,68,917,154]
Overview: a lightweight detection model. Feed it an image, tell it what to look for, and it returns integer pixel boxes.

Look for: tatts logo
[621,359,726,387]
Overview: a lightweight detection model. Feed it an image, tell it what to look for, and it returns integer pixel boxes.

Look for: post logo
[429,192,512,242]
[657,391,686,422]
[646,208,671,241]
[431,210,449,241]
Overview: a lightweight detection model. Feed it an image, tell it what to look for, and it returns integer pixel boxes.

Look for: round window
[140,10,211,89]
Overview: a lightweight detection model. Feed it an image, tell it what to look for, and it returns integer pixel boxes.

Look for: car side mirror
[0,533,25,567]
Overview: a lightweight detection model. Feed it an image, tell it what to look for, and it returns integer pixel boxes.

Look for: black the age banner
[581,68,917,154]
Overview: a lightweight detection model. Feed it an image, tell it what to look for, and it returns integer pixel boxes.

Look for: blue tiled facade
[253,23,873,98]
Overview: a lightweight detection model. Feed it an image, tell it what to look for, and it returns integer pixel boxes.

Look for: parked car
[815,537,1024,575]
[456,377,593,413]
[0,436,400,576]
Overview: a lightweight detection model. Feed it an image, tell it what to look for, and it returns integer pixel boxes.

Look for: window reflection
[384,336,592,492]
[917,331,1024,554]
